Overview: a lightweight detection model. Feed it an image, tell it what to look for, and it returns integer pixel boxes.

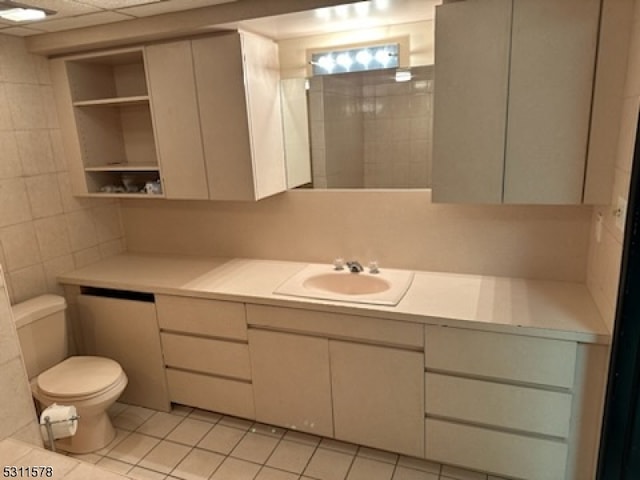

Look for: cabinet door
[145,40,209,200]
[431,0,512,203]
[76,294,170,411]
[248,329,333,437]
[503,0,600,203]
[330,341,424,457]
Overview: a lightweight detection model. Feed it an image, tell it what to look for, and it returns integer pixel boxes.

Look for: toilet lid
[37,356,123,398]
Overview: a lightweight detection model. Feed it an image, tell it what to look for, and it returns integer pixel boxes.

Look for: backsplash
[0,34,126,304]
[121,190,592,282]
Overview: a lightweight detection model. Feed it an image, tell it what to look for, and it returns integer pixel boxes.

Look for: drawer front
[425,373,572,438]
[161,333,251,380]
[156,294,247,340]
[425,326,577,388]
[425,419,568,480]
[166,368,255,420]
[247,304,423,348]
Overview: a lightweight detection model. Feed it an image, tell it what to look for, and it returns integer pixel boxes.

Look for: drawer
[247,304,423,348]
[166,368,255,420]
[425,373,572,438]
[161,333,251,380]
[425,326,577,388]
[156,294,246,340]
[425,418,568,480]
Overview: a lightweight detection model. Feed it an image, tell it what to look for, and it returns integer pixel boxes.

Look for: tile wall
[587,1,640,332]
[0,34,125,304]
[0,266,42,446]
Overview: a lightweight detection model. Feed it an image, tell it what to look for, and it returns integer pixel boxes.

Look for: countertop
[58,254,610,344]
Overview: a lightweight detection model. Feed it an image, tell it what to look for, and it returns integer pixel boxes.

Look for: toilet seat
[37,356,124,400]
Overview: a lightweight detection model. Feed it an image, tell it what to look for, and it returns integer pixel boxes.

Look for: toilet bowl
[32,356,128,453]
[13,295,128,454]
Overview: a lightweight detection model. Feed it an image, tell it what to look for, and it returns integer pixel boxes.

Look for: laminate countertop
[58,254,610,344]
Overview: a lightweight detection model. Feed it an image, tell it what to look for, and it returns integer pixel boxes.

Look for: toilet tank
[13,295,68,380]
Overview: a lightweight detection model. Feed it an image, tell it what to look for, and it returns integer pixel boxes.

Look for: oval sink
[303,273,391,295]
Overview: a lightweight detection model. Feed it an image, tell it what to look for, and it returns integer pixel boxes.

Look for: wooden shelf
[84,164,159,172]
[85,193,165,199]
[73,95,149,107]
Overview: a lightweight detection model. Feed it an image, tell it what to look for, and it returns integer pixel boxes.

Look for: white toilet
[13,294,128,454]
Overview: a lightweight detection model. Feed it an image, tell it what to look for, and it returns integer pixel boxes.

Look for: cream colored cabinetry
[246,304,425,457]
[248,329,333,437]
[423,325,604,480]
[51,31,286,201]
[50,48,162,198]
[156,295,255,419]
[330,341,424,457]
[74,291,170,411]
[145,32,286,201]
[431,0,600,204]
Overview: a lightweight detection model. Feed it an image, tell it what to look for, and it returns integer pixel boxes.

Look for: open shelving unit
[65,48,163,197]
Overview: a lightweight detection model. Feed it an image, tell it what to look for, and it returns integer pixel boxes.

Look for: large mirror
[229,0,440,189]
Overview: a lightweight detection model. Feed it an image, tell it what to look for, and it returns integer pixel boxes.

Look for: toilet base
[53,410,116,454]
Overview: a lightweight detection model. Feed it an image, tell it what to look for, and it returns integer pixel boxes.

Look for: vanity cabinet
[74,289,170,411]
[246,304,425,457]
[155,295,255,419]
[248,329,333,437]
[50,31,286,201]
[423,325,588,480]
[431,0,601,204]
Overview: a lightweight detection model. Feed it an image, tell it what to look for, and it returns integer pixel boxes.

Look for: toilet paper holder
[41,414,80,452]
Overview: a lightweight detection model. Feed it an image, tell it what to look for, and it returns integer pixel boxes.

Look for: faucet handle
[368,261,380,274]
[333,258,345,271]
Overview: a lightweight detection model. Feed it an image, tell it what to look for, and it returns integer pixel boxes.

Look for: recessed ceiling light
[0,1,55,22]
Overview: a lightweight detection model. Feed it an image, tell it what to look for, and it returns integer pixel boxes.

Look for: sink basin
[303,273,391,295]
[275,264,414,306]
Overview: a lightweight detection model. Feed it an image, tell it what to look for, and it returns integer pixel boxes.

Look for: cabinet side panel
[431,0,511,203]
[50,59,88,195]
[240,32,287,200]
[145,41,209,200]
[192,34,255,201]
[76,294,170,411]
[504,0,600,204]
[583,0,634,204]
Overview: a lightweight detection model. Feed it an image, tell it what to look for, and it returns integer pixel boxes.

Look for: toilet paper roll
[39,404,78,440]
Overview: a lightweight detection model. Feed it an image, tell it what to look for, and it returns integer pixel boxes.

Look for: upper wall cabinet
[50,31,287,201]
[431,0,604,204]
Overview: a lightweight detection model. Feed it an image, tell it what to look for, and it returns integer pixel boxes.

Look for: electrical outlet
[616,196,628,231]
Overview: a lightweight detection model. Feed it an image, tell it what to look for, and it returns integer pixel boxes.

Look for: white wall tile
[4,84,47,130]
[7,264,47,304]
[42,255,75,295]
[0,35,38,84]
[93,205,123,243]
[57,172,94,212]
[0,84,13,130]
[25,174,64,219]
[15,130,55,176]
[0,178,32,228]
[40,85,59,128]
[0,131,22,179]
[33,215,71,261]
[65,209,99,251]
[73,246,102,269]
[49,129,67,172]
[0,222,41,271]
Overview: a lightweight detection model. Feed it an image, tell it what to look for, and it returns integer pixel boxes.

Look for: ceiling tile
[34,11,136,32]
[116,0,236,17]
[75,0,164,8]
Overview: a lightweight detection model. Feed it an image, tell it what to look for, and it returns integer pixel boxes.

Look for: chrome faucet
[346,261,364,273]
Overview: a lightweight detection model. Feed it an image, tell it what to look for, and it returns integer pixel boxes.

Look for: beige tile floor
[59,403,509,480]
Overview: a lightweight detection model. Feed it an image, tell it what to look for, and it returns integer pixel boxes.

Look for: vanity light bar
[310,44,399,76]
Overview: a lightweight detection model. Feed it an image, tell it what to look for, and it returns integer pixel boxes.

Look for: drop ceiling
[0,0,437,40]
